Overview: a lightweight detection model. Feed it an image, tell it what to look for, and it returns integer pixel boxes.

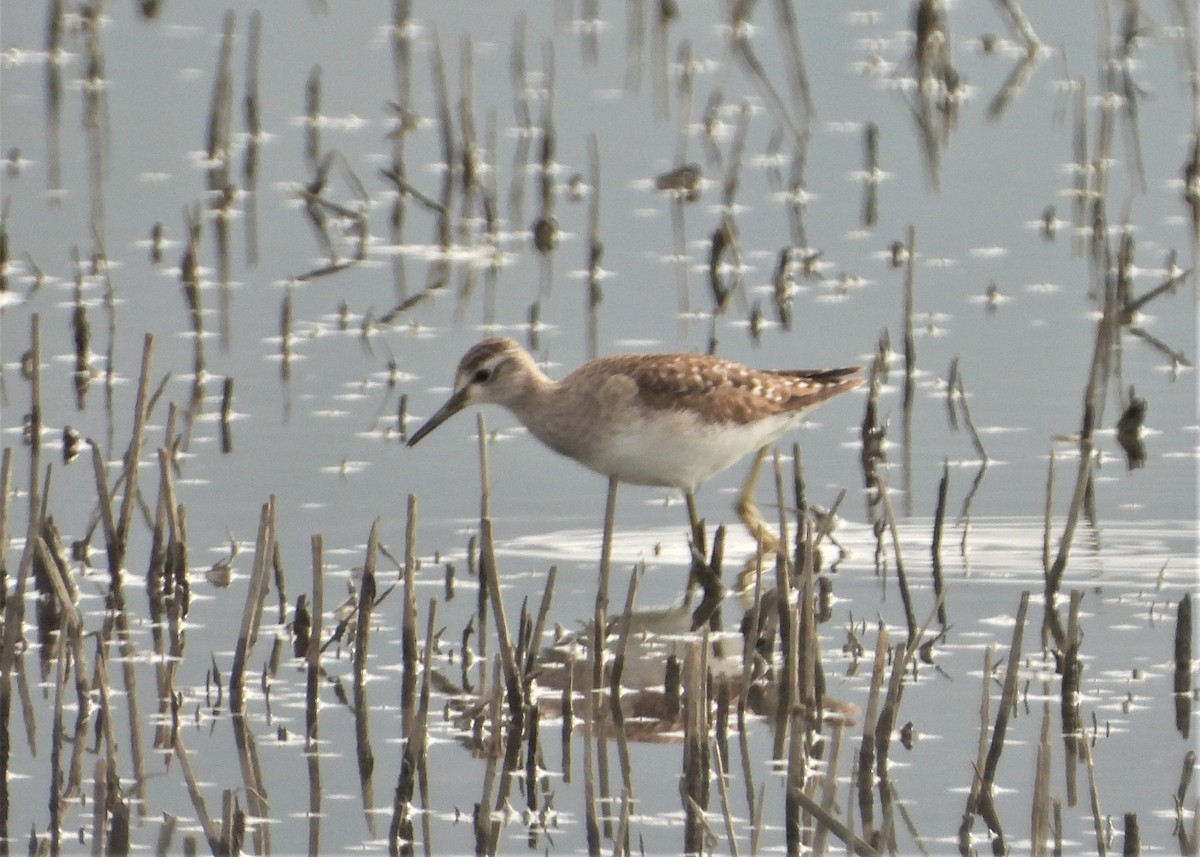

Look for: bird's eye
[473,367,491,383]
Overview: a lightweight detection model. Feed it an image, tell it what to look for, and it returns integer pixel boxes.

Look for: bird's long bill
[406,387,470,447]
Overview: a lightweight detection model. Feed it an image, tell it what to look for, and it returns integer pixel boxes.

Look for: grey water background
[0,0,1197,853]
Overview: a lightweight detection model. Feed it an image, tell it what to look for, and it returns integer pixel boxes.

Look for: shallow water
[0,0,1197,854]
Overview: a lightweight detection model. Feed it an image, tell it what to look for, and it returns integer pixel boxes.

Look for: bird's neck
[505,373,586,459]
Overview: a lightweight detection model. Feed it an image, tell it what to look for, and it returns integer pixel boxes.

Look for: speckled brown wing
[604,354,862,426]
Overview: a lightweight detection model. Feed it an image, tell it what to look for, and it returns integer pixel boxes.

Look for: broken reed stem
[354,518,381,792]
[856,623,888,837]
[89,440,118,570]
[975,591,1031,849]
[0,446,12,593]
[26,314,42,524]
[604,565,640,856]
[307,535,324,744]
[1043,448,1056,576]
[219,376,234,453]
[954,370,989,462]
[174,735,223,854]
[1079,724,1106,856]
[478,518,518,710]
[1032,697,1053,857]
[874,641,908,850]
[1046,238,1121,624]
[593,475,618,693]
[524,565,556,677]
[770,449,796,759]
[390,597,438,854]
[402,495,419,719]
[230,497,276,715]
[797,516,818,724]
[961,644,991,850]
[710,734,742,857]
[931,459,949,627]
[901,224,916,515]
[114,333,154,578]
[91,757,107,857]
[473,658,503,853]
[877,476,918,648]
[812,717,846,855]
[682,637,711,857]
[794,784,881,857]
[1175,594,1193,737]
[581,667,601,857]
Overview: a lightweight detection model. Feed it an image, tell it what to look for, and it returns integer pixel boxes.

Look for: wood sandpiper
[407,337,862,533]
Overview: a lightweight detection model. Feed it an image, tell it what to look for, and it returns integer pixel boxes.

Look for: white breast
[583,409,804,490]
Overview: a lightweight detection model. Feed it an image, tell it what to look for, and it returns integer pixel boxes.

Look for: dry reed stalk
[91,757,107,857]
[876,476,918,648]
[974,591,1031,851]
[230,498,275,714]
[1063,590,1084,806]
[959,645,992,849]
[811,716,846,856]
[1045,232,1122,642]
[873,642,908,851]
[856,623,889,838]
[1031,693,1053,857]
[681,638,711,856]
[1042,448,1055,576]
[48,621,70,855]
[524,565,556,677]
[1176,594,1193,737]
[0,527,33,841]
[1079,723,1106,856]
[861,123,880,228]
[0,446,11,598]
[430,33,454,250]
[114,334,154,579]
[240,9,261,268]
[784,690,807,854]
[91,634,118,778]
[561,644,575,782]
[304,66,321,171]
[793,782,882,857]
[593,476,618,693]
[900,225,916,513]
[525,683,542,817]
[1175,751,1195,813]
[219,376,234,453]
[26,314,43,529]
[1123,813,1140,856]
[402,495,419,720]
[608,566,642,813]
[306,535,323,857]
[581,664,601,856]
[931,460,949,627]
[478,513,518,712]
[354,518,381,838]
[798,517,819,726]
[710,733,742,857]
[390,597,438,855]
[205,11,234,166]
[770,451,796,760]
[155,814,177,857]
[585,131,603,359]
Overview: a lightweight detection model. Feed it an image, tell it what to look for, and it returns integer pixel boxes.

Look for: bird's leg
[684,490,706,605]
[736,446,780,558]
